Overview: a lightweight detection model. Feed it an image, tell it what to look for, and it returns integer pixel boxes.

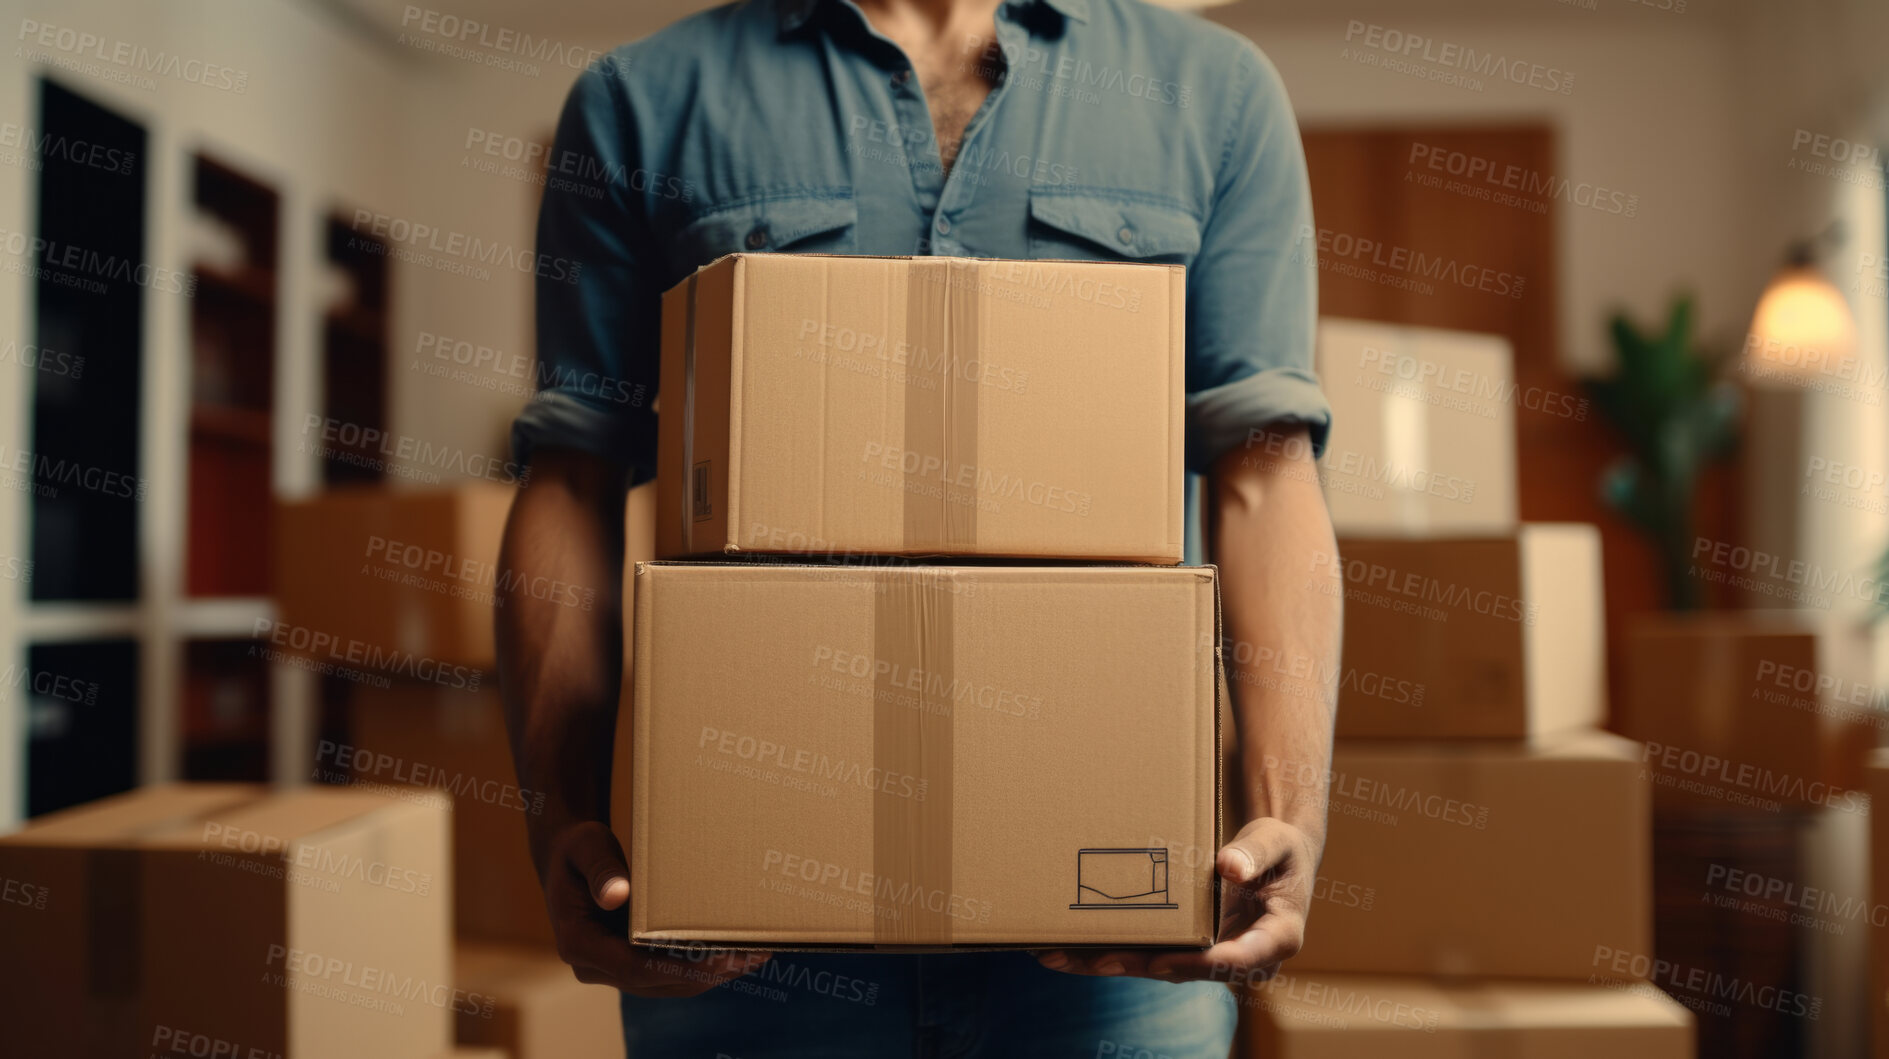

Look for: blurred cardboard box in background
[342,681,550,948]
[0,784,450,1058]
[1234,971,1693,1058]
[1618,612,1881,805]
[1867,749,1889,1059]
[1314,318,1521,536]
[275,483,516,671]
[455,942,621,1059]
[1293,731,1649,979]
[1328,526,1604,740]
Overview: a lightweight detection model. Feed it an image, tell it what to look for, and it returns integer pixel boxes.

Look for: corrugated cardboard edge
[627,562,1222,952]
[655,278,692,559]
[1167,267,1188,563]
[724,258,747,554]
[628,560,657,942]
[1208,564,1226,948]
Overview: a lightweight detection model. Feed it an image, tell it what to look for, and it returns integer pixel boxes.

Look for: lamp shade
[1744,265,1858,385]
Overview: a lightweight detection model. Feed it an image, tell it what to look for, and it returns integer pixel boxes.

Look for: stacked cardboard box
[1617,611,1879,808]
[275,481,515,671]
[275,482,657,1051]
[1239,321,1691,1056]
[620,253,1223,949]
[0,784,451,1058]
[1313,318,1519,535]
[454,943,623,1059]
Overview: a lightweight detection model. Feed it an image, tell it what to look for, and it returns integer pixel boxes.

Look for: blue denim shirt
[514,0,1329,562]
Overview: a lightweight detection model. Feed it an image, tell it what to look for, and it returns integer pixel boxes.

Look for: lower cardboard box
[1292,730,1651,979]
[620,561,1222,949]
[1235,972,1694,1058]
[455,942,623,1059]
[0,784,451,1059]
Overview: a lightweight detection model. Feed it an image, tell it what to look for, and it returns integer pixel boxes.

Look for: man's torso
[598,0,1234,285]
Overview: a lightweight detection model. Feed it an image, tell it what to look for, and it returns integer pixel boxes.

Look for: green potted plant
[1582,295,1742,609]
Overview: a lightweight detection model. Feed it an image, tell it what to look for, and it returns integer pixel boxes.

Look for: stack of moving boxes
[0,783,454,1057]
[1234,319,1695,1057]
[610,253,1224,953]
[1618,610,1879,1059]
[274,486,628,1057]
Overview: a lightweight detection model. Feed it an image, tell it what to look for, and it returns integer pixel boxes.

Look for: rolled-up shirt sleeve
[511,55,661,482]
[1184,43,1330,472]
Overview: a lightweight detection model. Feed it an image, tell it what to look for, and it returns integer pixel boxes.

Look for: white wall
[1215,11,1751,377]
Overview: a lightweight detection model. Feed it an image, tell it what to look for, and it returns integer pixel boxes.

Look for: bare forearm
[495,448,632,874]
[1210,429,1341,854]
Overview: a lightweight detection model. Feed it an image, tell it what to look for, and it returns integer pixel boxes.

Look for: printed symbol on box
[692,461,712,521]
[1070,848,1177,910]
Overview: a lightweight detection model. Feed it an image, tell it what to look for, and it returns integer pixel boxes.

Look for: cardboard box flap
[0,784,262,847]
[139,788,423,851]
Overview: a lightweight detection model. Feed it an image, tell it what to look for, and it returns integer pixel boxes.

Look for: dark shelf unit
[180,638,271,782]
[185,154,279,598]
[26,640,139,817]
[322,213,390,485]
[27,81,146,603]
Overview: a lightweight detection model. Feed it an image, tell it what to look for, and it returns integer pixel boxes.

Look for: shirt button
[745,226,769,250]
[1118,225,1136,246]
[891,68,911,86]
[935,216,952,235]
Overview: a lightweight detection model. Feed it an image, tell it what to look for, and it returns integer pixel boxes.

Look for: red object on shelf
[185,425,273,597]
[185,153,278,598]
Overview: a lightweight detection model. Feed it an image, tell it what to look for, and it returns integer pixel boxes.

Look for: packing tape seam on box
[82,797,275,1033]
[902,260,980,552]
[873,569,956,946]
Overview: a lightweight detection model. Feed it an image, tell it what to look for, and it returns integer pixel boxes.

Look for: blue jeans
[620,951,1236,1058]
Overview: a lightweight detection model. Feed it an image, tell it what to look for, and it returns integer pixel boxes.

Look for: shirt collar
[776,0,1089,37]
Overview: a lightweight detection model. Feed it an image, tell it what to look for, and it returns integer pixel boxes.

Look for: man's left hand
[1034,817,1318,984]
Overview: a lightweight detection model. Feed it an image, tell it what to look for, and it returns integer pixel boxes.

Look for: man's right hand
[545,820,769,996]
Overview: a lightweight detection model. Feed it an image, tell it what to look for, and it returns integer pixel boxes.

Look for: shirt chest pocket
[667,193,858,272]
[1026,190,1202,266]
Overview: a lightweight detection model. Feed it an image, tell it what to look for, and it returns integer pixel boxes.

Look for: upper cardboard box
[656,254,1186,563]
